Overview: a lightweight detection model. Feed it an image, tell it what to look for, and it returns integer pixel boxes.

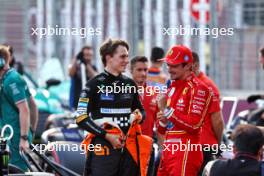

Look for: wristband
[159,121,167,127]
[20,135,28,141]
[164,107,174,119]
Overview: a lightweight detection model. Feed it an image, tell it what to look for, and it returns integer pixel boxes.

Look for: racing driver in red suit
[156,45,212,176]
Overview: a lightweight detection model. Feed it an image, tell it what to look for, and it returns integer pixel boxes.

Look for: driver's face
[131,62,148,85]
[167,63,185,80]
[108,45,129,73]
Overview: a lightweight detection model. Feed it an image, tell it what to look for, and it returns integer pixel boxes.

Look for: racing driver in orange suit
[156,45,212,176]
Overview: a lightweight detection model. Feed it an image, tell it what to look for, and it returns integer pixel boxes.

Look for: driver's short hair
[192,51,199,64]
[232,124,264,155]
[100,38,129,67]
[130,56,148,71]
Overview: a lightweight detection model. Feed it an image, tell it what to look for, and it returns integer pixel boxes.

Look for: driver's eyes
[120,55,128,58]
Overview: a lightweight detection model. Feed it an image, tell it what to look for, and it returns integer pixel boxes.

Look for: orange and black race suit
[157,73,212,176]
[75,70,148,176]
[82,121,153,176]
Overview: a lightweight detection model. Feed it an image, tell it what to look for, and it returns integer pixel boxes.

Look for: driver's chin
[120,67,126,73]
[169,73,176,80]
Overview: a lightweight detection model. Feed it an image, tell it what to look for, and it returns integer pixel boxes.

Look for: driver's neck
[135,80,145,87]
[181,71,192,81]
[105,66,120,77]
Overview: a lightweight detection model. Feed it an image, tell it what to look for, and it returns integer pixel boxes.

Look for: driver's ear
[184,63,192,71]
[106,55,111,64]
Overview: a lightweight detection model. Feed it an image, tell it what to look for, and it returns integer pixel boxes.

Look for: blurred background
[0,0,264,96]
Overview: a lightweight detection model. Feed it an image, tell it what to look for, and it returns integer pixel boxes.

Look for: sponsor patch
[178,98,184,104]
[100,108,131,114]
[197,90,206,96]
[78,102,88,108]
[76,114,88,123]
[80,91,88,98]
[166,122,175,130]
[193,100,205,105]
[184,55,189,62]
[192,109,202,114]
[120,94,132,99]
[100,94,114,101]
[193,105,203,110]
[77,107,87,115]
[194,96,206,102]
[79,98,89,103]
[10,83,20,95]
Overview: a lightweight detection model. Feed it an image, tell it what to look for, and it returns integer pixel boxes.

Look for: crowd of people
[0,38,264,176]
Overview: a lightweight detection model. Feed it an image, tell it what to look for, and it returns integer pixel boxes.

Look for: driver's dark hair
[232,124,264,155]
[100,38,129,67]
[130,56,148,70]
[81,45,92,52]
[192,51,199,63]
[150,47,164,63]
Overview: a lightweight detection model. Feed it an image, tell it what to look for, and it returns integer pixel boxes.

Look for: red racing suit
[139,84,159,138]
[157,73,212,176]
[198,72,221,146]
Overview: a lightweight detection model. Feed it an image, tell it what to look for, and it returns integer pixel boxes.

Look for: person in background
[0,45,38,171]
[68,45,98,110]
[130,55,159,176]
[147,47,167,89]
[192,51,225,176]
[247,47,264,103]
[3,44,24,75]
[130,56,159,138]
[203,124,264,176]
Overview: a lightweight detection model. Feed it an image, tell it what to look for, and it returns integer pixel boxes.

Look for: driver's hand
[105,133,125,149]
[20,139,29,151]
[130,109,142,124]
[247,95,262,103]
[157,111,168,124]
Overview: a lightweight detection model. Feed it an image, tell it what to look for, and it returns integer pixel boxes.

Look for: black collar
[103,69,122,79]
[235,152,259,161]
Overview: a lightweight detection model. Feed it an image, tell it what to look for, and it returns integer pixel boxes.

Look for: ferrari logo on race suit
[182,87,188,95]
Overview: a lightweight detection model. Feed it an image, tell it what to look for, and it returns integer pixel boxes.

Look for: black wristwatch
[20,135,28,140]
